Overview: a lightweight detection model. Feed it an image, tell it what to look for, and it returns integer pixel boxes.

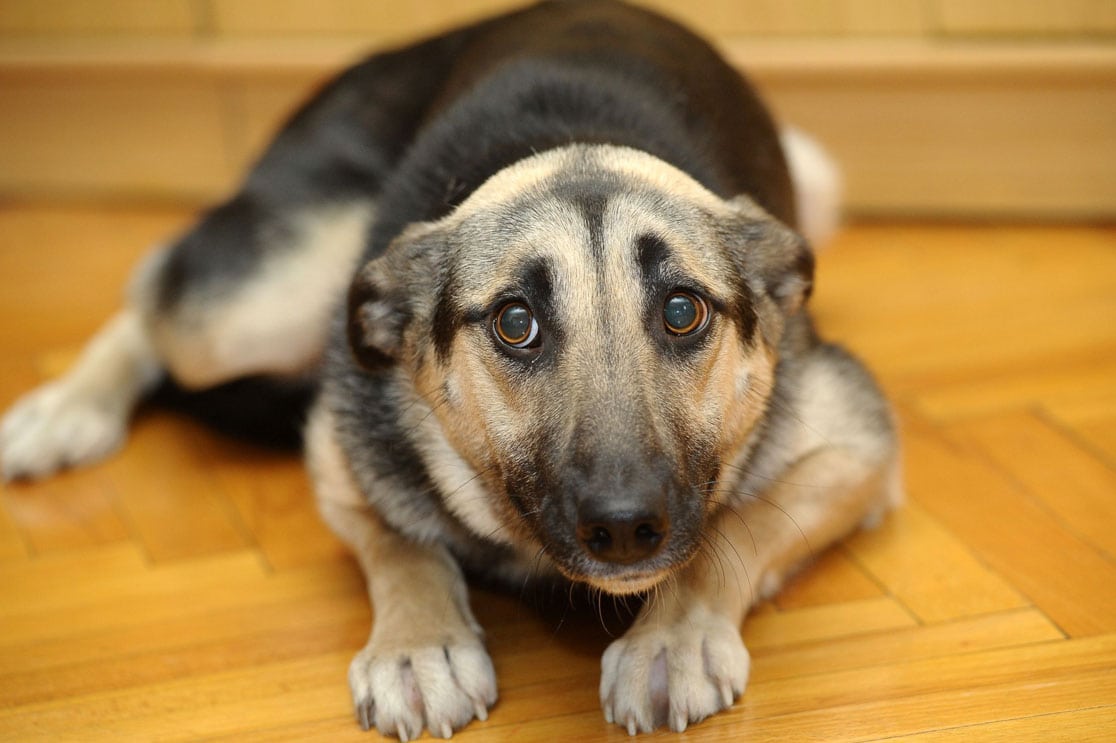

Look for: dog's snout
[576,508,666,564]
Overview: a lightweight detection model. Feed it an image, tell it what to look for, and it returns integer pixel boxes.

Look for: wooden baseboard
[1,38,1113,218]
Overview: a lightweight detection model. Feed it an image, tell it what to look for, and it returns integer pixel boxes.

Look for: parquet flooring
[1,204,1114,741]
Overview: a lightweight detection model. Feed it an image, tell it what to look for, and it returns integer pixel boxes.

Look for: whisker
[710,486,810,556]
[720,460,824,490]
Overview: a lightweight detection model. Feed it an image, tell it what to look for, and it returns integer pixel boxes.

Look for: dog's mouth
[562,566,672,596]
[542,523,701,596]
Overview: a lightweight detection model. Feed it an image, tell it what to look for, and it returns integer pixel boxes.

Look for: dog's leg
[0,307,161,481]
[306,402,497,741]
[0,197,371,480]
[600,447,901,734]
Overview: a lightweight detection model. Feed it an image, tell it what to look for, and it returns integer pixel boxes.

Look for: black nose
[576,510,666,564]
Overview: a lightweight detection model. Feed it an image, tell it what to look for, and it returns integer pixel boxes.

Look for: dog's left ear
[722,195,814,316]
[347,223,443,370]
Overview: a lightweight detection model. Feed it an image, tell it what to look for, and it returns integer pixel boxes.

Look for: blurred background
[0,0,1113,220]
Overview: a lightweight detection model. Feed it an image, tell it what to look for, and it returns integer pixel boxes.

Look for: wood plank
[0,494,29,563]
[0,653,352,743]
[903,408,1116,636]
[844,501,1028,623]
[210,446,347,570]
[954,410,1116,560]
[1047,393,1116,466]
[704,668,1116,742]
[0,595,367,707]
[0,542,147,610]
[773,547,884,610]
[102,415,252,562]
[913,351,1116,423]
[0,545,249,619]
[812,223,1116,388]
[744,634,1116,720]
[744,597,916,649]
[1,472,130,554]
[0,554,361,648]
[750,608,1063,682]
[885,704,1116,742]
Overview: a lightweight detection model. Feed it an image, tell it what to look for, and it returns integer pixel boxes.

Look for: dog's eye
[663,292,708,336]
[494,302,540,349]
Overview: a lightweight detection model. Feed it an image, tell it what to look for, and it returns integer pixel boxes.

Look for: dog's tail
[780,126,843,250]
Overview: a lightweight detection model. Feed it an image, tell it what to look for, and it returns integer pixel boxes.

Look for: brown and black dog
[1,1,899,738]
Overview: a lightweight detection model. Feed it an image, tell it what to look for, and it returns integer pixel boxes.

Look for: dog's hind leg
[0,196,372,482]
[0,305,162,481]
[1,28,480,480]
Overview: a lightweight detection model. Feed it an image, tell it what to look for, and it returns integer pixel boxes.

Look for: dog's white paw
[600,604,749,734]
[0,382,127,481]
[348,635,497,740]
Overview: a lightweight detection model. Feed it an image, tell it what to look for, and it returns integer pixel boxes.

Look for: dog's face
[349,145,811,594]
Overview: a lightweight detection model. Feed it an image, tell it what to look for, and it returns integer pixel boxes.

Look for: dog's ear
[347,258,406,369]
[347,223,443,370]
[722,195,814,316]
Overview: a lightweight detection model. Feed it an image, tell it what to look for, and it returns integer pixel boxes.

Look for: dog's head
[348,145,812,594]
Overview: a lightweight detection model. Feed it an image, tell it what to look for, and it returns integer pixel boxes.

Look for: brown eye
[663,292,708,336]
[494,302,540,348]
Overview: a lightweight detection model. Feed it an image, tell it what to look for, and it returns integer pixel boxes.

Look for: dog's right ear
[347,222,447,370]
[347,257,407,370]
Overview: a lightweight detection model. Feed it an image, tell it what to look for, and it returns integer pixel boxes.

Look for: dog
[0,1,900,738]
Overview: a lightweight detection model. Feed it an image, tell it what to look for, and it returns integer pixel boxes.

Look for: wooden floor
[1,203,1115,741]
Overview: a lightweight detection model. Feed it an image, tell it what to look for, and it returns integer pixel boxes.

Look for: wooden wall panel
[4,1,1116,40]
[208,0,527,39]
[935,0,1116,36]
[1,2,1114,216]
[0,0,197,37]
[642,0,928,37]
[759,75,1116,218]
[0,75,234,201]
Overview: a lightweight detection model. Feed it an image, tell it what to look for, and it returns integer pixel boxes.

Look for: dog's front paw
[600,604,749,734]
[1,382,127,481]
[348,635,497,740]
